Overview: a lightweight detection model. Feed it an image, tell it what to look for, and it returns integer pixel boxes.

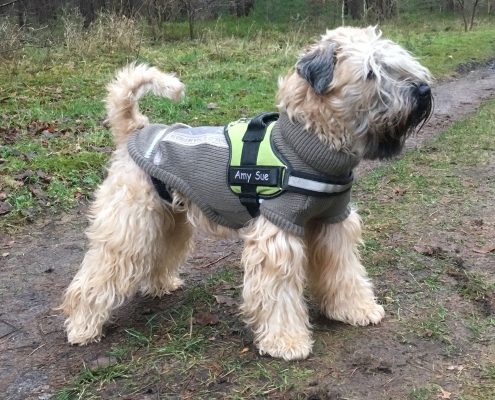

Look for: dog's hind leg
[140,207,193,297]
[305,209,385,327]
[59,149,184,344]
[241,216,313,360]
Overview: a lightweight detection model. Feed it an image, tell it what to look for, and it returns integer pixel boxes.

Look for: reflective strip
[287,175,353,194]
[144,128,168,159]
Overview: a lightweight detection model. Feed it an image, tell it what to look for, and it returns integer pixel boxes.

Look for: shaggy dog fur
[59,26,432,361]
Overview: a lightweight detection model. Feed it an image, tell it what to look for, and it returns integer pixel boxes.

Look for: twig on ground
[201,253,231,268]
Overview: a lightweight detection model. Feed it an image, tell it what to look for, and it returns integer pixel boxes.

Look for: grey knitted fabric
[259,113,359,235]
[127,114,359,236]
[128,123,252,229]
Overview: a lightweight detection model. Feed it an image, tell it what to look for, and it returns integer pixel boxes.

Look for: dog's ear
[296,43,336,95]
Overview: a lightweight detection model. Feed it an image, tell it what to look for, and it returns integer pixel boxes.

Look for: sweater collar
[274,112,359,177]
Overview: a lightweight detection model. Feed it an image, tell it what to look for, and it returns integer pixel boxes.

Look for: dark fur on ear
[296,43,336,95]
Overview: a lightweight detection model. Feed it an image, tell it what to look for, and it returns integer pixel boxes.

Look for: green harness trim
[225,113,285,197]
[224,112,354,218]
[225,113,286,217]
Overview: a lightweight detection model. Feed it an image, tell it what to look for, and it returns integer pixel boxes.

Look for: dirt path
[1,64,495,400]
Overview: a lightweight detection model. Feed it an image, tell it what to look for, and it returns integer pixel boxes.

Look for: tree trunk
[346,0,364,20]
[80,0,96,28]
[469,0,480,30]
[17,0,24,28]
[189,10,194,40]
[456,0,468,31]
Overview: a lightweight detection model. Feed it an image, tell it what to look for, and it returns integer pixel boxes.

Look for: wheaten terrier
[60,26,432,360]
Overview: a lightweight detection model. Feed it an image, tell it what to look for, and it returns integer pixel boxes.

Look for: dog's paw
[257,332,313,361]
[354,303,385,326]
[67,328,103,346]
[141,276,184,297]
[326,302,385,327]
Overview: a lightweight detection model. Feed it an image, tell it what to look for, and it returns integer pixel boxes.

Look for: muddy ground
[1,63,495,400]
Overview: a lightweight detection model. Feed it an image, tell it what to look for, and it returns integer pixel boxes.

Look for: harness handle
[239,112,279,217]
[241,112,279,143]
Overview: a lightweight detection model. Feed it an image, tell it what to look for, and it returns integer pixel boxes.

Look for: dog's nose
[418,83,431,98]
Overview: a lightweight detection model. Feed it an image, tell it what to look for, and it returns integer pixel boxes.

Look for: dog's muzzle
[413,82,432,117]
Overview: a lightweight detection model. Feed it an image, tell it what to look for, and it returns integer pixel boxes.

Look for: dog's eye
[367,70,375,80]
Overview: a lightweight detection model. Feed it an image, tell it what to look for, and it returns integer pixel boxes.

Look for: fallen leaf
[0,201,12,215]
[215,295,235,307]
[28,184,45,198]
[447,365,464,372]
[195,312,220,326]
[203,361,223,374]
[13,169,34,181]
[36,170,51,184]
[473,243,495,254]
[216,283,234,291]
[414,245,445,258]
[23,207,37,217]
[0,239,14,248]
[90,356,117,369]
[90,145,114,153]
[240,347,249,354]
[422,329,433,337]
[439,387,451,399]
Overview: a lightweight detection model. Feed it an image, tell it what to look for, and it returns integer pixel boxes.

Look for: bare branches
[456,0,481,31]
[0,0,18,9]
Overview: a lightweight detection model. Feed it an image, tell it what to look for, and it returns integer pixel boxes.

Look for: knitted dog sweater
[127,113,359,236]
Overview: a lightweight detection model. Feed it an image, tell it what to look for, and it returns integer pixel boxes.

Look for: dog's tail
[105,63,185,146]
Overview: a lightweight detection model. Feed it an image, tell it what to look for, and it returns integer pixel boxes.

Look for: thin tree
[456,0,481,31]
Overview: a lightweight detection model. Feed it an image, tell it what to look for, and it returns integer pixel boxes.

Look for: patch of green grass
[417,306,452,344]
[483,364,495,380]
[57,363,131,400]
[458,271,495,301]
[410,385,434,400]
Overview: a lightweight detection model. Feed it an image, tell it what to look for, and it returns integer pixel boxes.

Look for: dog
[59,26,432,361]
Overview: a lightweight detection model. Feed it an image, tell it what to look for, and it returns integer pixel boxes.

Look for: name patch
[229,167,281,186]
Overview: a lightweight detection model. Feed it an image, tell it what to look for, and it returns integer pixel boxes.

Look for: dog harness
[127,112,359,236]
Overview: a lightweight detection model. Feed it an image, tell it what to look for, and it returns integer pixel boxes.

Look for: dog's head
[277,26,433,159]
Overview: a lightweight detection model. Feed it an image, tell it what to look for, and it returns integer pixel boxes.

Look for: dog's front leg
[241,216,312,360]
[305,209,385,326]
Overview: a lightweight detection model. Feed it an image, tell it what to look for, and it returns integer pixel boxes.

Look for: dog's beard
[362,87,433,160]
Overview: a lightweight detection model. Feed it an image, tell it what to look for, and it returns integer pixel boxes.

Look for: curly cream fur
[277,26,432,155]
[60,27,432,360]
